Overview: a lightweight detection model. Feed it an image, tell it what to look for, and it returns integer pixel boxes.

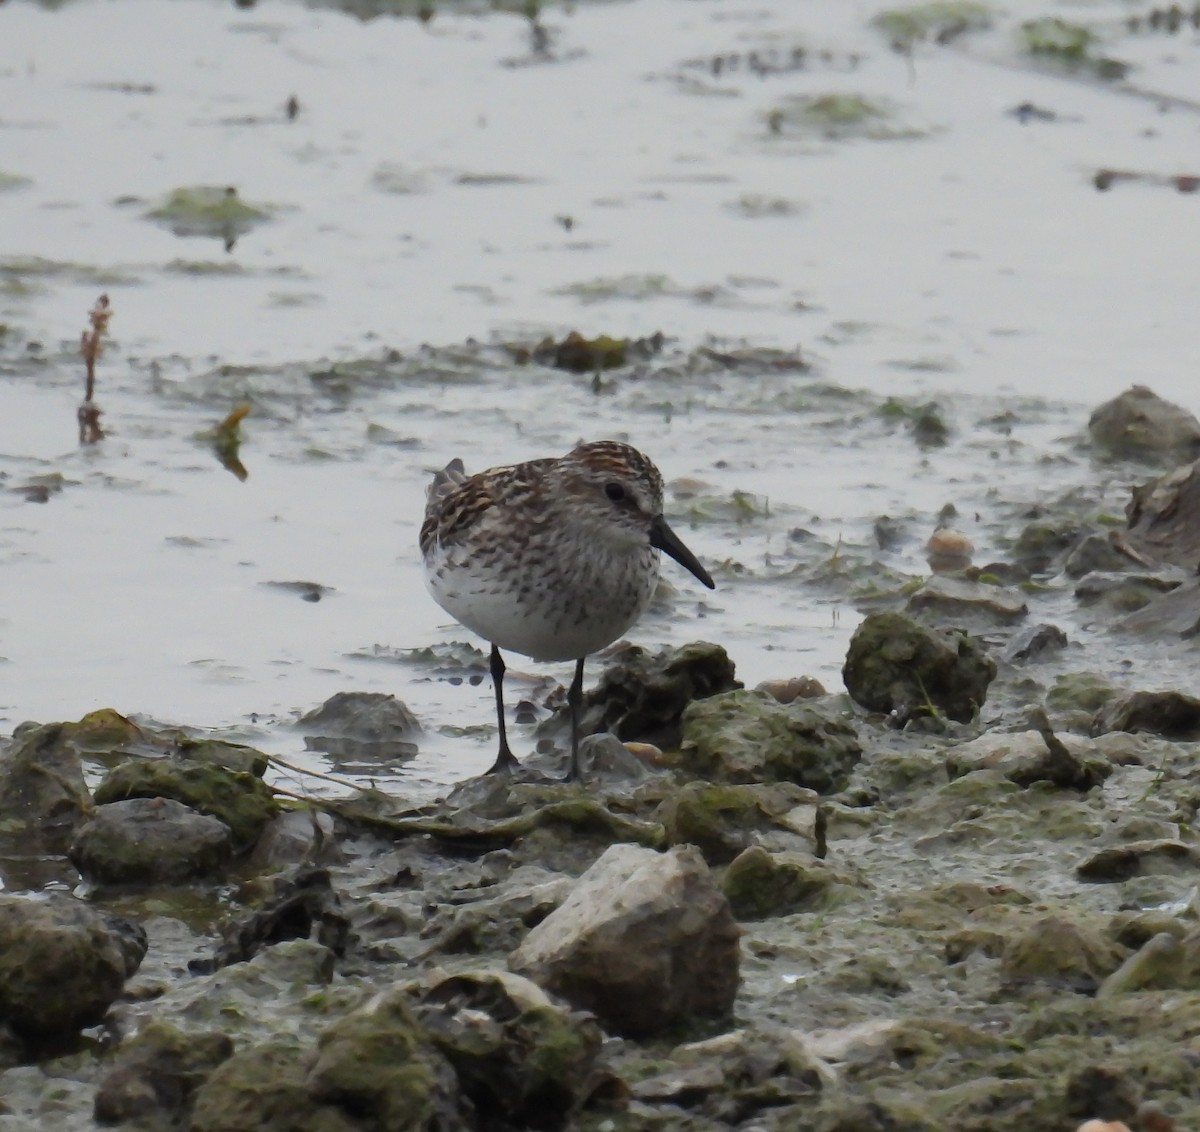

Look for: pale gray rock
[1088,385,1200,458]
[944,730,1118,792]
[509,843,740,1037]
[248,808,340,872]
[907,574,1028,626]
[70,797,232,885]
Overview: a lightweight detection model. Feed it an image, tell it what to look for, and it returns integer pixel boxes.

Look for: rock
[297,691,420,762]
[873,514,907,551]
[1126,458,1200,568]
[999,916,1125,995]
[570,731,654,782]
[633,1026,831,1112]
[305,991,470,1131]
[407,968,604,1127]
[720,846,842,920]
[925,526,974,572]
[570,640,742,750]
[907,574,1028,627]
[1088,385,1200,458]
[1092,690,1200,739]
[509,843,740,1037]
[1011,516,1088,574]
[755,676,826,704]
[93,1020,233,1126]
[842,611,996,724]
[94,757,278,850]
[1117,576,1200,637]
[1076,840,1199,883]
[1064,1065,1140,1126]
[1074,570,1181,613]
[1108,909,1189,949]
[1002,622,1068,663]
[417,870,573,956]
[191,866,350,974]
[1046,672,1119,714]
[248,807,340,872]
[944,727,1113,792]
[170,736,270,776]
[0,893,146,1043]
[0,721,92,853]
[55,707,148,753]
[69,797,233,885]
[656,780,823,864]
[1064,533,1136,578]
[186,1036,360,1132]
[1096,930,1200,997]
[679,690,861,793]
[802,1016,1001,1071]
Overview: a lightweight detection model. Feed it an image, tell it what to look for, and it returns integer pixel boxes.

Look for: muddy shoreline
[3,383,1200,1131]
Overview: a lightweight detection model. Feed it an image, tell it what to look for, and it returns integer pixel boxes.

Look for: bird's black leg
[485,644,521,774]
[563,656,586,782]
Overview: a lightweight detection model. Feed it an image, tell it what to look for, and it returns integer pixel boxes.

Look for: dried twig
[78,293,111,444]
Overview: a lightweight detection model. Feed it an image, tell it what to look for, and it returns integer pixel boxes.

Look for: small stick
[78,293,111,444]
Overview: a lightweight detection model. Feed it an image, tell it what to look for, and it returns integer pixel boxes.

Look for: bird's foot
[484,746,522,776]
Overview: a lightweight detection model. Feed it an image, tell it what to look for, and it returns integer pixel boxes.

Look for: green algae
[872,1,991,47]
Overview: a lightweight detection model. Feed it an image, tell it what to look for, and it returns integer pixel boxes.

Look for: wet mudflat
[3,0,1200,1129]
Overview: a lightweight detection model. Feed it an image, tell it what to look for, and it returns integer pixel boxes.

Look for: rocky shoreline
[4,387,1200,1131]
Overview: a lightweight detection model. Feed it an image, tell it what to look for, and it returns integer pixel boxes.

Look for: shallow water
[1,0,1198,796]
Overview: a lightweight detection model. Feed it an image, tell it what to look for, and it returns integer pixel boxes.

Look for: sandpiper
[420,440,715,780]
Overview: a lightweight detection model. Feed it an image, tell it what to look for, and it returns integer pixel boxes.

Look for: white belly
[424,542,659,662]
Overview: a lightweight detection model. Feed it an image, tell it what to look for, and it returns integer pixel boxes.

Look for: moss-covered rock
[171,736,270,776]
[657,780,822,864]
[187,1036,356,1132]
[871,1,991,48]
[631,1024,833,1117]
[94,758,278,850]
[720,845,842,920]
[1011,516,1088,574]
[842,611,995,723]
[527,329,634,372]
[409,968,603,1127]
[679,690,860,792]
[573,640,742,751]
[0,721,92,852]
[1045,671,1119,714]
[58,707,147,752]
[93,1020,234,1126]
[306,991,469,1130]
[196,866,350,973]
[144,185,274,244]
[1097,929,1200,996]
[1000,915,1126,995]
[0,893,146,1044]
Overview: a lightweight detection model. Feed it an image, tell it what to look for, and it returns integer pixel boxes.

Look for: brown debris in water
[78,292,111,444]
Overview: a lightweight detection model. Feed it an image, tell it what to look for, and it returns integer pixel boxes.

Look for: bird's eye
[605,482,626,503]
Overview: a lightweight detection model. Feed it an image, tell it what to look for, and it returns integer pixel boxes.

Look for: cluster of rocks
[0,643,859,1129]
[5,385,1200,1128]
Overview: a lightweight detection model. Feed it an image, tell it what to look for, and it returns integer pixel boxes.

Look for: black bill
[650,514,715,590]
